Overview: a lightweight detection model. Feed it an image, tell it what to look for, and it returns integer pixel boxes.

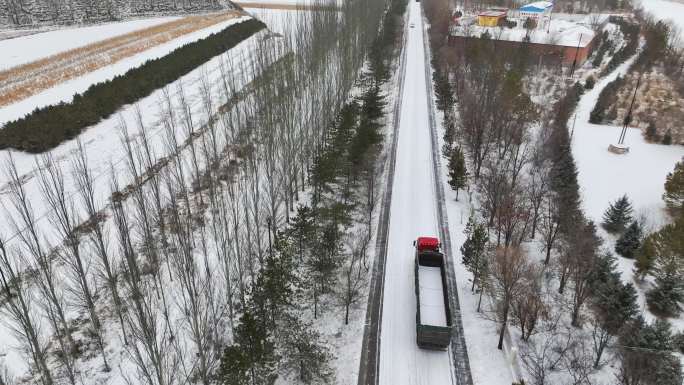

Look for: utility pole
[570,112,578,142]
[618,72,642,145]
[569,33,583,77]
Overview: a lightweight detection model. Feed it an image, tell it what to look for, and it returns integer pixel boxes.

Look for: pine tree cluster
[618,317,682,385]
[635,161,684,317]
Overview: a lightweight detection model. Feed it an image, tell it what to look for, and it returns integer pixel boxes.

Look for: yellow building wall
[478,15,501,27]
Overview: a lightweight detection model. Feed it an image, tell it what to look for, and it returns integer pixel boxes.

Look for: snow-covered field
[243,7,301,34]
[571,57,684,232]
[639,0,684,37]
[0,22,268,250]
[0,15,251,126]
[0,16,181,70]
[571,38,684,366]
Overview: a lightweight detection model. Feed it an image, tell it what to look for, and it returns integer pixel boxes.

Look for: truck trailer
[414,236,452,350]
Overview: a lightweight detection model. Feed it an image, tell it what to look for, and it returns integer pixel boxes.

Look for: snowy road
[377,3,456,385]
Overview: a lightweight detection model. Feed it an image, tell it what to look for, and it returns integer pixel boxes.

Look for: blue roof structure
[519,1,553,13]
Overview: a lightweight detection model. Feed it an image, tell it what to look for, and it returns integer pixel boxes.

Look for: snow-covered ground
[0,15,251,127]
[639,0,684,38]
[378,4,454,385]
[427,35,517,385]
[571,41,684,356]
[0,23,268,250]
[0,16,181,70]
[243,7,300,34]
[571,56,684,232]
[439,197,518,384]
[236,0,319,5]
[451,17,595,47]
[0,26,285,382]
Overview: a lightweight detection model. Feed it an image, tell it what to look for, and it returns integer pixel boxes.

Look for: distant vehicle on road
[414,237,452,350]
[410,23,415,28]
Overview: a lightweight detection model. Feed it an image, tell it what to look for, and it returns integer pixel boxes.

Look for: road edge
[356,6,410,385]
[420,5,474,385]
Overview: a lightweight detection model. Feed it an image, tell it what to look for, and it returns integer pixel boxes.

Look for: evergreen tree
[447,146,468,200]
[635,234,658,279]
[584,76,595,89]
[662,130,673,145]
[601,194,633,233]
[461,214,488,292]
[305,204,348,318]
[348,84,385,179]
[619,317,682,385]
[252,233,298,326]
[219,311,276,385]
[287,206,317,262]
[278,315,333,384]
[673,331,684,354]
[590,252,638,367]
[615,220,643,258]
[434,69,454,114]
[646,255,683,316]
[646,219,684,316]
[645,120,658,142]
[663,160,684,214]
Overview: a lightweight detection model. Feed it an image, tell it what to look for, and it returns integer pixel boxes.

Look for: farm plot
[0,17,181,70]
[0,11,243,107]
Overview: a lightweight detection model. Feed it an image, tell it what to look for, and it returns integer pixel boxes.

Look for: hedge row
[599,16,640,77]
[589,74,626,124]
[0,18,266,153]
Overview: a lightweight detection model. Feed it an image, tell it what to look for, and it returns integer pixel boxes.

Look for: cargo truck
[414,236,452,350]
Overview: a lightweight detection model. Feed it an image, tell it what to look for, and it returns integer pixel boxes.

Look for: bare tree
[165,179,220,385]
[0,238,53,385]
[338,232,368,325]
[490,246,532,350]
[511,266,547,341]
[3,154,76,384]
[526,157,549,240]
[562,336,596,385]
[538,195,561,265]
[72,139,128,345]
[37,153,109,371]
[519,326,575,385]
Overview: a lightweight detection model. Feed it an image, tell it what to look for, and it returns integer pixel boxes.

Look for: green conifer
[448,147,468,200]
[602,195,633,233]
[664,160,684,214]
[615,220,643,258]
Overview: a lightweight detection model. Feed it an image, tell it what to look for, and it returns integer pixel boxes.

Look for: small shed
[477,10,507,27]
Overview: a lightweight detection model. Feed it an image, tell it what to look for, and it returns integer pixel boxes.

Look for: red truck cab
[415,236,440,252]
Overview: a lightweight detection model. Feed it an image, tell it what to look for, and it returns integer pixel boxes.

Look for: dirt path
[0,11,242,107]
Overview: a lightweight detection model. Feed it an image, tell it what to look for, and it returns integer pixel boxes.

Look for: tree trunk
[498,303,509,350]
